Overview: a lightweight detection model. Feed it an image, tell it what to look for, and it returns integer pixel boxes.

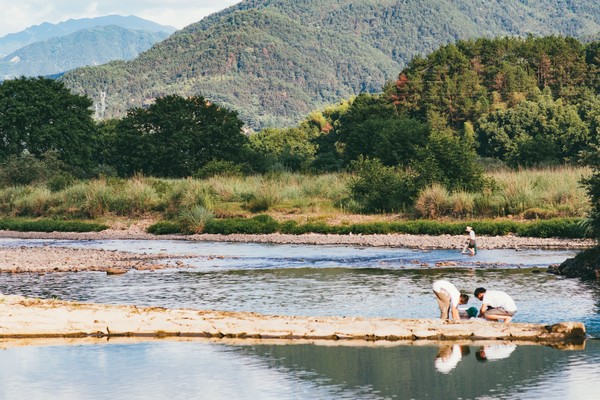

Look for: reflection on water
[0,340,598,400]
[435,344,470,373]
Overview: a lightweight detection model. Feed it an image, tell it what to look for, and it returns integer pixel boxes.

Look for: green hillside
[0,26,171,78]
[61,0,600,130]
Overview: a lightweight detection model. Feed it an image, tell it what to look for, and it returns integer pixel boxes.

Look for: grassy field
[0,166,591,235]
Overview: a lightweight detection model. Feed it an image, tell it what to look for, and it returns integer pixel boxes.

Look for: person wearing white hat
[462,226,477,255]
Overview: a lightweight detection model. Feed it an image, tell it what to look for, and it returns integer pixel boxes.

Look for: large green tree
[249,126,317,172]
[0,77,97,175]
[476,90,590,166]
[112,95,247,177]
[336,93,429,166]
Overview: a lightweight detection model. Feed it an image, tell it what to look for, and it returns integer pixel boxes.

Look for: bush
[179,206,215,233]
[522,208,557,220]
[244,183,282,212]
[204,214,279,234]
[414,184,450,218]
[0,154,48,186]
[449,190,475,218]
[193,160,246,179]
[0,218,107,232]
[348,157,417,213]
[146,220,183,235]
[517,218,585,238]
[47,172,76,192]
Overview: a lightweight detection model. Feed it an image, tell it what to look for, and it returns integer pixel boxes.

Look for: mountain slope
[0,26,171,79]
[0,15,176,58]
[60,0,600,129]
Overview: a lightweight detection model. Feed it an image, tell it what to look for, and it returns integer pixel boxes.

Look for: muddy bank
[0,295,586,344]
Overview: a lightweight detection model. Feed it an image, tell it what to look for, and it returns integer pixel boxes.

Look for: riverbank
[0,295,586,344]
[0,227,593,273]
[0,225,595,249]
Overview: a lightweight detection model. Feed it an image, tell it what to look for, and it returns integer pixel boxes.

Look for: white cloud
[0,0,241,37]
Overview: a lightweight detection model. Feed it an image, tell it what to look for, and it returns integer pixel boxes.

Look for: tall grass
[488,166,591,218]
[179,205,215,233]
[414,184,450,218]
[0,167,590,222]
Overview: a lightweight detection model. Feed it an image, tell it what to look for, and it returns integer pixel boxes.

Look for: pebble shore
[0,227,594,273]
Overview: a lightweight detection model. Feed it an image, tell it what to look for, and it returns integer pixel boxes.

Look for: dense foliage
[0,77,98,176]
[110,95,248,178]
[387,36,600,166]
[61,0,600,130]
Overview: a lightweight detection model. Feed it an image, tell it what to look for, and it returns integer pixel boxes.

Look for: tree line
[0,36,599,237]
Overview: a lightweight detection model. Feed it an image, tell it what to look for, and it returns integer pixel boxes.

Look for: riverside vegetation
[0,36,599,245]
[0,167,591,238]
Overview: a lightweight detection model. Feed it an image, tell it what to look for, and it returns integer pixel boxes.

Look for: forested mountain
[61,0,600,129]
[0,26,171,79]
[0,15,175,58]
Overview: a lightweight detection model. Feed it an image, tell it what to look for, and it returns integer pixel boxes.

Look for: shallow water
[0,340,598,400]
[0,239,598,334]
[1,238,599,399]
[0,237,577,269]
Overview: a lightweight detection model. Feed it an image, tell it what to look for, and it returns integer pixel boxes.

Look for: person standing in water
[462,226,477,255]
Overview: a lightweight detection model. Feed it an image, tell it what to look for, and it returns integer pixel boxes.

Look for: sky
[0,0,242,37]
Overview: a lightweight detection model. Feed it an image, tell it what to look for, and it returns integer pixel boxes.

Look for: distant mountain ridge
[60,0,600,129]
[0,26,171,78]
[0,15,176,57]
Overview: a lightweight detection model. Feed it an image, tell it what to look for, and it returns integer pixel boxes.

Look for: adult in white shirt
[432,280,469,320]
[474,287,517,323]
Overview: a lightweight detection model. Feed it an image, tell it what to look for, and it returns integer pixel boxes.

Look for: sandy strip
[0,295,585,343]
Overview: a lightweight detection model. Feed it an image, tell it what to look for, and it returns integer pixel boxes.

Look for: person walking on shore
[462,226,477,255]
[433,280,469,320]
[474,287,517,323]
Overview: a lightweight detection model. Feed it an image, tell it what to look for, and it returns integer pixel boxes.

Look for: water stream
[0,238,598,399]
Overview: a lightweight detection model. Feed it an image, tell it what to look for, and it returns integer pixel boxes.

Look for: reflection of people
[462,226,477,255]
[474,287,517,323]
[435,345,470,373]
[433,280,469,320]
[475,344,517,362]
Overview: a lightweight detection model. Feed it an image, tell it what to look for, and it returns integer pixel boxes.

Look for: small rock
[106,268,127,275]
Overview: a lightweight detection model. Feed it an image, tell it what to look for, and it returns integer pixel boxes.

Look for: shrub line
[148,216,587,239]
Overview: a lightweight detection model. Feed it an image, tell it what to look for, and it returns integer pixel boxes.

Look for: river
[0,238,598,399]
